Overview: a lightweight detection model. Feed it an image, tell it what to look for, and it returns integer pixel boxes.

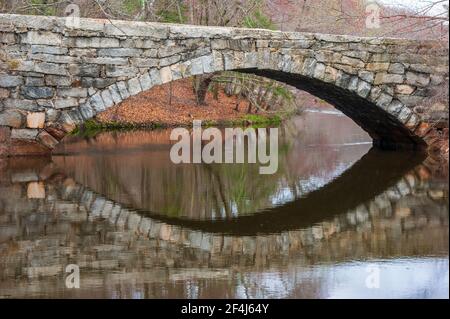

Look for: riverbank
[93,78,295,128]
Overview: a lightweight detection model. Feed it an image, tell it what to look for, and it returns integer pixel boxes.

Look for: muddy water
[0,110,448,298]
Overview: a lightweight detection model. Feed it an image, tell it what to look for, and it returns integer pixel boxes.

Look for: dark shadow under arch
[135,148,426,235]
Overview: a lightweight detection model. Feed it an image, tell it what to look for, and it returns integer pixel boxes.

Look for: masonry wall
[0,14,448,155]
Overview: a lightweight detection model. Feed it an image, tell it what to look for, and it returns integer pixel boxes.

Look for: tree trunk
[194,74,214,106]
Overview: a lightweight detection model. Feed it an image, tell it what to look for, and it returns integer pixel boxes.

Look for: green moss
[70,119,166,138]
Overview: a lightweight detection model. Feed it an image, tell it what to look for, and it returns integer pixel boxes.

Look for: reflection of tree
[54,114,371,220]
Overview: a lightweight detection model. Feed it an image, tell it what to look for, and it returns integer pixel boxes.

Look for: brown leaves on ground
[96,78,253,126]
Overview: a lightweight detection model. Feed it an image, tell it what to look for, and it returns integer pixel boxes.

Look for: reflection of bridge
[0,14,448,156]
[0,152,447,297]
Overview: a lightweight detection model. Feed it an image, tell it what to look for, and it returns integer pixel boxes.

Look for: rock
[26,112,45,128]
[27,182,45,199]
[116,81,130,100]
[21,86,54,99]
[0,32,15,43]
[83,57,129,65]
[69,64,100,77]
[89,93,105,112]
[45,75,72,86]
[2,99,39,111]
[11,128,39,140]
[406,72,430,87]
[376,93,393,109]
[108,84,122,104]
[357,81,371,98]
[100,89,114,108]
[358,70,375,83]
[374,72,404,85]
[388,63,405,74]
[9,139,50,156]
[0,75,23,87]
[98,48,142,57]
[31,45,68,55]
[366,62,390,72]
[25,77,45,86]
[105,65,138,77]
[0,110,25,128]
[127,77,142,96]
[57,88,88,98]
[54,98,78,109]
[0,88,9,98]
[73,37,120,48]
[37,130,58,149]
[138,72,152,91]
[395,84,415,95]
[22,31,62,45]
[34,62,69,76]
[79,102,95,120]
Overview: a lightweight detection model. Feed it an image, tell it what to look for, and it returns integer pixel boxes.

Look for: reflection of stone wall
[0,14,448,155]
[0,159,448,297]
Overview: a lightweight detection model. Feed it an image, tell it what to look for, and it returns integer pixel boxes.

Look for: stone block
[2,99,39,111]
[73,37,120,48]
[26,112,45,128]
[34,183,53,203]
[98,48,142,57]
[45,75,72,86]
[0,109,25,128]
[22,31,62,46]
[57,88,88,98]
[79,102,95,120]
[108,84,123,104]
[25,77,45,86]
[406,72,430,87]
[138,72,152,91]
[358,70,374,83]
[105,65,138,78]
[127,77,142,96]
[34,62,69,76]
[0,88,9,98]
[395,84,415,95]
[31,45,68,55]
[21,86,54,99]
[374,73,404,85]
[388,63,405,74]
[101,89,114,108]
[54,98,78,109]
[357,80,371,98]
[116,81,130,99]
[37,130,58,149]
[366,62,390,72]
[0,75,23,87]
[11,128,39,140]
[160,67,173,84]
[89,93,105,112]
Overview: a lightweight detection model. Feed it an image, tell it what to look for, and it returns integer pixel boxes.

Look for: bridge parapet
[0,14,448,155]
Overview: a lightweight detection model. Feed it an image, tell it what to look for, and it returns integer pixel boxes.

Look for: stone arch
[0,14,447,156]
[53,54,426,151]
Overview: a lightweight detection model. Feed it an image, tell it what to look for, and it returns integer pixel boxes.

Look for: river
[0,110,448,298]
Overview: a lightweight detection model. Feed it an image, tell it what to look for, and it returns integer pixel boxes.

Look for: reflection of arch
[136,149,426,235]
[1,14,447,156]
[0,157,447,298]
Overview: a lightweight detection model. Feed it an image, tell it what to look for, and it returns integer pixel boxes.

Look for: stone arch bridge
[0,14,448,156]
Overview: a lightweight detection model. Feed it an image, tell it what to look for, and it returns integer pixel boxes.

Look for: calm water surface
[0,111,448,298]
